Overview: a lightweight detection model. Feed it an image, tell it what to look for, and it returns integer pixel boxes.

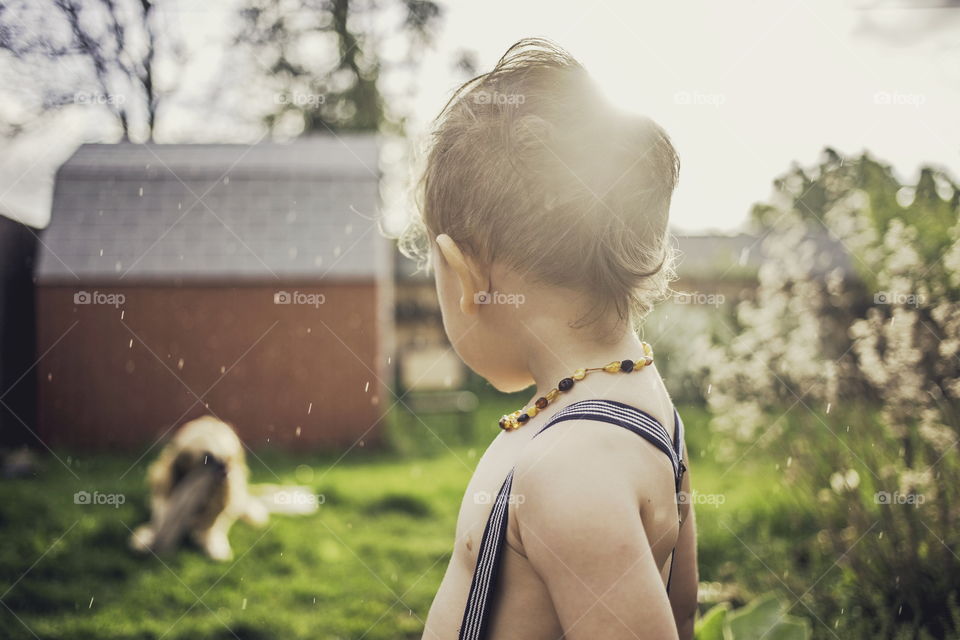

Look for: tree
[708,150,960,637]
[0,0,182,141]
[235,0,441,135]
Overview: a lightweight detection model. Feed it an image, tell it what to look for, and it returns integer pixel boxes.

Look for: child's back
[404,39,698,640]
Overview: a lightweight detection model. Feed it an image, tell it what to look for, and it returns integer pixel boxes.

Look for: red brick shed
[35,136,392,451]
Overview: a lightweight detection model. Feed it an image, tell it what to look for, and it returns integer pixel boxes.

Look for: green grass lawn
[0,401,807,640]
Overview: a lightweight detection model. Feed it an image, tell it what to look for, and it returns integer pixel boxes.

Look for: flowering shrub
[705,150,960,638]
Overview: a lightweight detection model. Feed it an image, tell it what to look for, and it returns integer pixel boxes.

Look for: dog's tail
[149,465,224,554]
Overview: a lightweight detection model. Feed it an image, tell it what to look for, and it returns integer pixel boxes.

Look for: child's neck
[522,318,645,398]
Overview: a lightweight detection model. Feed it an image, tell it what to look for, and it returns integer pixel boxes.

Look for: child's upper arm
[511,421,681,640]
[669,458,698,640]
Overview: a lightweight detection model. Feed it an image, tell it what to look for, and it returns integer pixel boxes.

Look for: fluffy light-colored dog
[129,416,269,561]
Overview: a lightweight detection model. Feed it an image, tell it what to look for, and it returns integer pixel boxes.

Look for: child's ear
[435,234,483,315]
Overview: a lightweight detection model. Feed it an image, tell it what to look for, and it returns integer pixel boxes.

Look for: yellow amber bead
[572,368,586,381]
[526,405,539,418]
[546,389,560,402]
[643,342,652,356]
[603,361,621,373]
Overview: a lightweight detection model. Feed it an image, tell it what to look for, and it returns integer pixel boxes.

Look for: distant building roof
[394,231,854,284]
[674,233,762,279]
[675,231,854,280]
[37,135,385,284]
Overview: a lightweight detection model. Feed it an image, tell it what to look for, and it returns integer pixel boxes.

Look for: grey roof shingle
[37,135,385,284]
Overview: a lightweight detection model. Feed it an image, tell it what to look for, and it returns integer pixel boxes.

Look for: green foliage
[696,594,811,640]
[750,148,960,290]
[724,594,810,640]
[694,601,728,640]
[237,0,442,134]
[0,448,473,640]
[0,404,793,639]
[713,149,960,638]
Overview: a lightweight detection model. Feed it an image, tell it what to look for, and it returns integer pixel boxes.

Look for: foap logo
[873,90,926,108]
[472,89,525,106]
[274,291,326,308]
[875,491,925,506]
[473,491,525,505]
[74,290,126,308]
[674,90,726,108]
[73,92,126,106]
[274,491,326,508]
[74,490,126,509]
[874,291,925,307]
[275,92,326,108]
[474,290,525,308]
[677,490,725,507]
[674,291,725,307]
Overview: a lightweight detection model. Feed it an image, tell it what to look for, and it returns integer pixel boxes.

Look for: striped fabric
[458,399,686,640]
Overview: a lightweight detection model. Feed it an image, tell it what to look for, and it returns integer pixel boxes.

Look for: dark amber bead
[558,377,574,392]
[517,413,530,423]
[535,397,549,409]
[620,359,634,372]
[498,417,508,429]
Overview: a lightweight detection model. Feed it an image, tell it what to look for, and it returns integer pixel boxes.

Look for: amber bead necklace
[498,342,654,431]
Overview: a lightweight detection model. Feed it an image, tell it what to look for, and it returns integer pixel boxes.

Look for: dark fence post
[0,214,40,448]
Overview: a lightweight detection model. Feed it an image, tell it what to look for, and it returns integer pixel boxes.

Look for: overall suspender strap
[458,400,687,640]
[666,408,686,592]
[458,470,515,640]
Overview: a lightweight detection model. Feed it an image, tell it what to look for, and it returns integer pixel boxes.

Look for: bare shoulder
[510,418,676,540]
[514,417,676,493]
[506,419,684,638]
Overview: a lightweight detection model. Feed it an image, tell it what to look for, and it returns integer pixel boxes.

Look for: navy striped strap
[459,469,515,640]
[458,400,686,640]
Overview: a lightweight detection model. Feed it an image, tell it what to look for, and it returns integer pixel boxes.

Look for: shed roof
[37,135,385,284]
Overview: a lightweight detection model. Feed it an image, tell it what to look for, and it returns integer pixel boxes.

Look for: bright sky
[408,0,960,233]
[1,0,958,231]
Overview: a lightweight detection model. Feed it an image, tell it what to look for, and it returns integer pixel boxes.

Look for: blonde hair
[402,38,679,324]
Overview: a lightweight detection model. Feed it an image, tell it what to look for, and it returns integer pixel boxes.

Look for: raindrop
[89,596,94,609]
[241,597,247,610]
[364,381,370,393]
[307,402,313,414]
[138,187,143,197]
[128,339,133,349]
[177,358,185,370]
